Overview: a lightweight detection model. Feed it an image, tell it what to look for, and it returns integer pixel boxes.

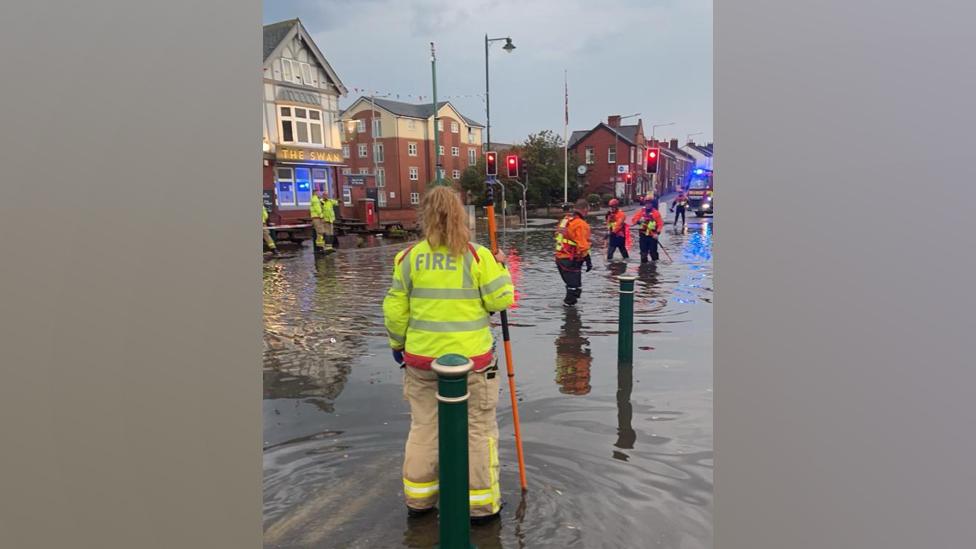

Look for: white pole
[563,70,569,204]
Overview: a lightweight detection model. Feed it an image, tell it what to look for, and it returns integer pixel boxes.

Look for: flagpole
[563,69,569,204]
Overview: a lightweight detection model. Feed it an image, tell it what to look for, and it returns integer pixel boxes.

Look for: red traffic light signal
[645,147,660,173]
[486,151,498,177]
[506,154,519,178]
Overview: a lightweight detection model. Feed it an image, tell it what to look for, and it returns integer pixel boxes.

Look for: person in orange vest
[605,198,629,261]
[555,198,593,305]
[630,199,664,262]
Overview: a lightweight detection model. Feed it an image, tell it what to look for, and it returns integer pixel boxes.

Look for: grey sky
[264,0,712,145]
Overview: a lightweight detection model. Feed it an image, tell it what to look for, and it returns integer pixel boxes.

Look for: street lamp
[651,122,675,141]
[613,113,640,202]
[687,132,704,144]
[484,35,516,153]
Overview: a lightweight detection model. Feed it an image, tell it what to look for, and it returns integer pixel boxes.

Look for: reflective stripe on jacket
[383,240,514,370]
[606,210,627,236]
[630,209,664,236]
[555,215,591,260]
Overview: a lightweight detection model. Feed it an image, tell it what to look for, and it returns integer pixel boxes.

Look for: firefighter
[310,190,338,253]
[555,198,593,305]
[605,198,629,261]
[382,186,514,521]
[630,200,664,262]
[670,192,688,227]
[263,205,278,255]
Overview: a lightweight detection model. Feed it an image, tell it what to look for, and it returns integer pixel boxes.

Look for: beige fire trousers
[401,360,502,517]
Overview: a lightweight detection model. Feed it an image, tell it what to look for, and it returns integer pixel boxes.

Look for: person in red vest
[605,198,629,261]
[630,199,664,262]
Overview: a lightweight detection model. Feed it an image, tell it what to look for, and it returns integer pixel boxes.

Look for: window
[376,167,385,188]
[585,146,595,164]
[468,129,476,144]
[372,118,382,138]
[312,168,328,198]
[373,143,384,163]
[452,169,460,180]
[356,119,365,133]
[437,120,443,131]
[438,145,444,156]
[451,146,459,157]
[407,142,418,156]
[294,167,312,206]
[410,192,420,205]
[342,187,352,206]
[630,147,636,163]
[281,58,313,85]
[275,167,294,207]
[279,106,324,146]
[341,167,351,175]
[378,191,387,207]
[408,119,416,130]
[358,143,368,158]
[451,121,459,133]
[409,167,419,181]
[468,148,477,166]
[342,144,350,159]
[359,167,369,175]
[608,146,616,164]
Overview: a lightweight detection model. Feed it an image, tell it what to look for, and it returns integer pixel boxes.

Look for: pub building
[262,18,348,225]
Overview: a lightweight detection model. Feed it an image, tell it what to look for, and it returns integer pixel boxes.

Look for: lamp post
[613,113,640,202]
[484,35,516,154]
[430,42,442,186]
[686,132,704,144]
[650,122,675,195]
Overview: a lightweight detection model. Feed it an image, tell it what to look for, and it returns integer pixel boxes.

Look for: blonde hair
[421,186,470,257]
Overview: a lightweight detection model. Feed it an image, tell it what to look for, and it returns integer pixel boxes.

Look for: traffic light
[506,154,519,178]
[646,148,660,173]
[486,151,498,177]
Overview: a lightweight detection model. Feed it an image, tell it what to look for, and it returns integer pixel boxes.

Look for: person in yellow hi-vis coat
[383,186,514,521]
[309,189,338,253]
[262,205,278,255]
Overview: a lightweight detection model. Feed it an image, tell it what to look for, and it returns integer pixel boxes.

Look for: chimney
[607,115,621,128]
[670,139,679,151]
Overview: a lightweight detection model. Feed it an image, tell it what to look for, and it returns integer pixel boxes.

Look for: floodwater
[263,213,713,549]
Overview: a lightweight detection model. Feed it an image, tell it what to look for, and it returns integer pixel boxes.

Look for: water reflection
[554,306,593,396]
[614,363,636,462]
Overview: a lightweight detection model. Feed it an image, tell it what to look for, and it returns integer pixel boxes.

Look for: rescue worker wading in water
[555,198,593,305]
[605,198,629,261]
[670,192,688,227]
[630,199,664,262]
[382,186,514,522]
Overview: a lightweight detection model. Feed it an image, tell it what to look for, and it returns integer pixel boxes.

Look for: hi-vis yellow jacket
[383,240,514,370]
[310,195,337,222]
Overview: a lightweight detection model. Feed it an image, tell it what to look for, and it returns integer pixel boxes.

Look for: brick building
[648,138,696,195]
[339,97,484,226]
[567,115,649,200]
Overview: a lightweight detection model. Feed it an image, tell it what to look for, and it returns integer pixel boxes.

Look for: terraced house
[339,98,484,226]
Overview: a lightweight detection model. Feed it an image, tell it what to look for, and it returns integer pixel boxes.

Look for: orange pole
[486,202,528,491]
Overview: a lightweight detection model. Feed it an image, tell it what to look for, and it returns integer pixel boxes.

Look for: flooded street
[263,215,713,548]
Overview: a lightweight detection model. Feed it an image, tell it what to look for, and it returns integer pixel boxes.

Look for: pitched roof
[349,97,484,127]
[263,19,298,62]
[567,130,589,149]
[668,147,696,162]
[686,144,713,157]
[263,18,347,95]
[567,122,640,149]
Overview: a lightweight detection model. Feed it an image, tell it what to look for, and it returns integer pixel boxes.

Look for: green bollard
[617,275,636,364]
[432,354,475,549]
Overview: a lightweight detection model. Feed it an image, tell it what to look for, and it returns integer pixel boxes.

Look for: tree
[459,156,488,205]
[502,130,584,208]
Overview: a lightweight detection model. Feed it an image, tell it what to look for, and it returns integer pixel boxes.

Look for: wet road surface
[263,213,713,548]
